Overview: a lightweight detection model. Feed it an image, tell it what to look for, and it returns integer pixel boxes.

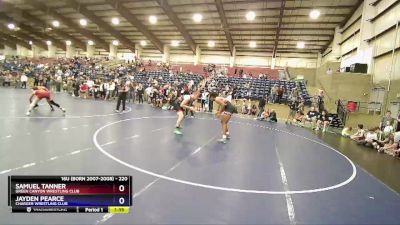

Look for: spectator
[255,108,269,121]
[268,109,278,122]
[377,133,398,155]
[249,104,257,116]
[3,73,11,86]
[271,84,278,103]
[383,121,394,138]
[257,96,266,117]
[302,106,319,129]
[20,73,28,89]
[351,124,365,141]
[396,113,400,132]
[380,111,394,130]
[326,68,333,75]
[341,127,353,137]
[316,90,325,113]
[286,98,299,124]
[316,110,330,132]
[357,127,380,148]
[293,110,305,126]
[277,86,284,104]
[115,81,129,112]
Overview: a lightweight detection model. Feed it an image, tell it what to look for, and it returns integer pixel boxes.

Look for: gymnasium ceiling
[0,0,363,56]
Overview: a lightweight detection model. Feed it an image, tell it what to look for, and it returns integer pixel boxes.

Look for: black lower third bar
[12,206,109,213]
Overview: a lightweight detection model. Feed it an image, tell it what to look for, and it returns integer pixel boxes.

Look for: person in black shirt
[294,110,305,126]
[302,106,319,129]
[257,96,266,117]
[268,109,278,123]
[286,99,299,124]
[316,110,330,132]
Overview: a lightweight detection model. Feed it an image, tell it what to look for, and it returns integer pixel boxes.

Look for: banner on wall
[340,47,373,73]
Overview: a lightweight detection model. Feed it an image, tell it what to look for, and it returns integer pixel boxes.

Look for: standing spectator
[115,81,129,112]
[137,84,144,104]
[271,84,278,103]
[317,90,325,113]
[286,98,299,124]
[201,90,209,111]
[257,96,266,117]
[277,86,284,104]
[209,94,214,112]
[20,73,28,89]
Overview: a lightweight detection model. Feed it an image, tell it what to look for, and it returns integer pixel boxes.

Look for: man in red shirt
[26,86,66,116]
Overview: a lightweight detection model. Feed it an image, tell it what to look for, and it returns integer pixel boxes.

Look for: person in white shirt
[105,81,115,100]
[357,127,379,148]
[20,73,28,89]
[201,91,209,111]
[383,121,394,138]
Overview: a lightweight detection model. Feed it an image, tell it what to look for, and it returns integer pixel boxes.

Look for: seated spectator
[316,110,330,132]
[351,124,365,141]
[255,108,269,121]
[249,104,257,116]
[268,109,278,123]
[241,104,248,114]
[79,82,89,99]
[380,111,394,130]
[376,133,395,151]
[383,121,394,138]
[302,106,319,129]
[293,110,305,126]
[357,127,380,148]
[341,127,353,137]
[377,133,398,156]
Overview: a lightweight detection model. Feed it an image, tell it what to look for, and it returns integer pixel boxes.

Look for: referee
[115,80,130,112]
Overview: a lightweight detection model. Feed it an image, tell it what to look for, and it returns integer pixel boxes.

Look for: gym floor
[0,88,399,225]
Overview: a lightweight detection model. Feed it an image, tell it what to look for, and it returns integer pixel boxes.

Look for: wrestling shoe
[174,128,183,135]
[61,108,66,113]
[218,138,228,144]
[26,111,30,116]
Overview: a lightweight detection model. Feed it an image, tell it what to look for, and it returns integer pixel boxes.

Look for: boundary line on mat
[93,116,357,195]
[0,106,132,119]
[95,132,219,225]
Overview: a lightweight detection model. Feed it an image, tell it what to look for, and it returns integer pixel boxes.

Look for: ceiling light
[246,11,256,21]
[46,40,52,46]
[88,40,94,46]
[66,40,72,46]
[297,41,305,48]
[171,40,179,47]
[249,41,256,48]
[7,23,15,30]
[112,40,119,46]
[52,20,60,27]
[29,41,33,45]
[149,15,157,24]
[111,17,120,25]
[309,10,320,19]
[79,19,87,26]
[193,13,203,23]
[140,40,147,46]
[208,40,215,47]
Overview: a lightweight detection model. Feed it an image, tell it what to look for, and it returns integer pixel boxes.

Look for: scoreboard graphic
[8,176,132,213]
